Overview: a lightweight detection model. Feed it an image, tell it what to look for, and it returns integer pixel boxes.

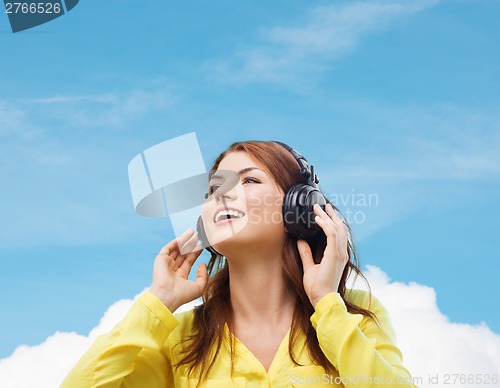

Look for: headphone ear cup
[196,216,220,256]
[196,216,207,246]
[282,184,327,239]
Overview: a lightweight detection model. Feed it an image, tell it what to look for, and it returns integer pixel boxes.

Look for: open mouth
[213,209,246,223]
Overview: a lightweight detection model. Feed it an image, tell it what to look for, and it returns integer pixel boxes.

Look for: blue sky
[1,0,499,360]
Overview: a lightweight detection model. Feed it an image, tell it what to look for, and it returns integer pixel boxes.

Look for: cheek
[201,199,216,224]
[247,189,284,225]
[247,189,278,209]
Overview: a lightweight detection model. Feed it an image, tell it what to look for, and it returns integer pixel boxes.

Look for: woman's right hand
[149,228,208,312]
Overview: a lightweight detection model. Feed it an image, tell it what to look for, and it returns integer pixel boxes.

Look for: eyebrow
[211,167,265,180]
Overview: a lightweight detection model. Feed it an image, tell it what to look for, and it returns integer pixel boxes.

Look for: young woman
[62,141,417,387]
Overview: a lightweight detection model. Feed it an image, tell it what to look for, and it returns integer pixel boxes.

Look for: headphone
[197,141,327,255]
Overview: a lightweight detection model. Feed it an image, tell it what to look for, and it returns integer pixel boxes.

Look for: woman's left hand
[297,203,349,308]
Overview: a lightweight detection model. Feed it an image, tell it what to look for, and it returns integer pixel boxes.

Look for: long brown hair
[174,141,376,384]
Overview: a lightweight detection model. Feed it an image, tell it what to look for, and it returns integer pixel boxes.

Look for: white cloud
[0,101,26,136]
[1,82,178,140]
[1,268,498,388]
[350,266,500,386]
[0,100,42,140]
[25,87,178,128]
[209,0,440,88]
[0,288,201,388]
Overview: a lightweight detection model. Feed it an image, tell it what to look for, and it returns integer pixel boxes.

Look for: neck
[226,244,295,328]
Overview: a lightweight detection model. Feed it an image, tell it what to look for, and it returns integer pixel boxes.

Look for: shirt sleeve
[310,291,418,387]
[60,291,178,388]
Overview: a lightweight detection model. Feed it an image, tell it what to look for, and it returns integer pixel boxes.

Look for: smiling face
[200,151,286,255]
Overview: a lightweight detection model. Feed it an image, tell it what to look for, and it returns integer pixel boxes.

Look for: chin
[211,225,286,255]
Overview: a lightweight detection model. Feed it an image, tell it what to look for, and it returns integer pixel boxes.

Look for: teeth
[215,209,244,223]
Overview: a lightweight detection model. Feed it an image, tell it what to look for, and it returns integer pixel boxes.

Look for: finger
[160,228,195,260]
[158,240,178,257]
[335,225,349,263]
[153,250,176,274]
[195,263,209,292]
[324,204,348,241]
[314,214,335,236]
[176,234,203,270]
[317,210,348,265]
[313,204,333,225]
[315,215,346,264]
[313,203,326,217]
[325,203,344,225]
[297,240,315,270]
[315,206,345,239]
[175,228,196,251]
[169,255,179,271]
[193,242,203,252]
[178,248,203,278]
[179,232,200,256]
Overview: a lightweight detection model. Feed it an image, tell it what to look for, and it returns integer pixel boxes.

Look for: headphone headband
[273,141,320,187]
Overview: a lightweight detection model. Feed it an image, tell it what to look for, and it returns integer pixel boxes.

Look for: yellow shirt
[61,289,417,387]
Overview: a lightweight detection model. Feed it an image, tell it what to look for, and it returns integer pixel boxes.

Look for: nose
[214,181,239,202]
[208,170,241,202]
